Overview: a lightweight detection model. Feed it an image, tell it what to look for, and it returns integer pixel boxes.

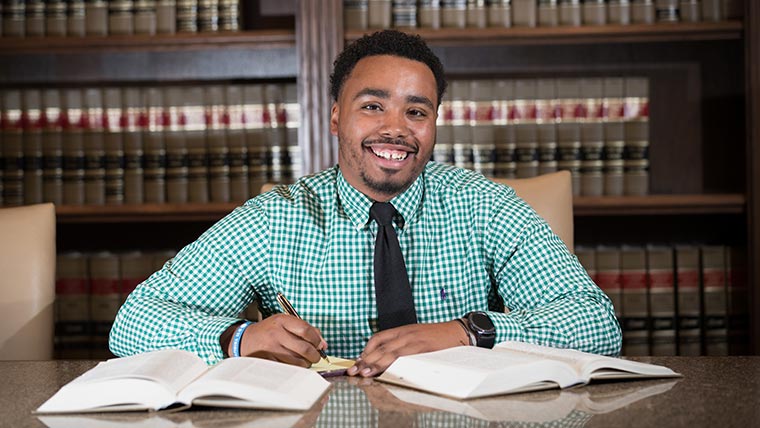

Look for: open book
[35,349,331,414]
[377,341,680,400]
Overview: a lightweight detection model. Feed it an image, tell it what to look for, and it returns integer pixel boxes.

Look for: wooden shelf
[574,194,746,216]
[347,21,743,46]
[0,29,296,54]
[53,193,745,223]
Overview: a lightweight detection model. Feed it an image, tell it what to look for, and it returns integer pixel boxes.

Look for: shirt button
[208,354,218,363]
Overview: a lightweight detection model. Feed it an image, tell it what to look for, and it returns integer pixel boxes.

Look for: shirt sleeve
[483,189,622,356]
[108,203,270,365]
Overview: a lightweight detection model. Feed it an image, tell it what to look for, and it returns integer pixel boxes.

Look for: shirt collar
[336,167,424,230]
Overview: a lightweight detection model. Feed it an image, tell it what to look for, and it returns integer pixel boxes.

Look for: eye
[362,103,382,111]
[408,108,427,118]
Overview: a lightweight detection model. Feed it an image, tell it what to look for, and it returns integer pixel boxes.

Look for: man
[110,30,621,377]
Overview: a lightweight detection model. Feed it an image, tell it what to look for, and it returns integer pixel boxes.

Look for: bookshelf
[1,0,757,357]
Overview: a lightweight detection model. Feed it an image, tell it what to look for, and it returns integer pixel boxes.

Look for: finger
[281,317,325,350]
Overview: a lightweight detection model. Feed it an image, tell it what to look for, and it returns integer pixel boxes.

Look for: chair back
[493,171,574,252]
[0,203,56,360]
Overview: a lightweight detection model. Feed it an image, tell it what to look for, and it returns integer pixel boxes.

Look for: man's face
[330,55,438,202]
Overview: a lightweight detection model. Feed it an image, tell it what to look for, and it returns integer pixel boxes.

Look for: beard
[338,133,432,199]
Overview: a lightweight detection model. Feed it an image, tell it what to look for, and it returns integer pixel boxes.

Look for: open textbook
[378,341,681,400]
[35,349,331,414]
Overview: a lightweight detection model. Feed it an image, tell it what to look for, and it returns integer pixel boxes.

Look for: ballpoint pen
[276,292,330,362]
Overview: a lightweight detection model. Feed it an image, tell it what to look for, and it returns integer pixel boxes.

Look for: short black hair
[329,30,447,106]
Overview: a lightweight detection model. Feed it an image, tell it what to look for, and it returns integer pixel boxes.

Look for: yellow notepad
[311,356,355,377]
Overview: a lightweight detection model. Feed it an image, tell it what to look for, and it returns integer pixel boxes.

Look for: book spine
[156,0,176,33]
[206,84,230,202]
[218,0,238,31]
[559,0,582,26]
[185,87,209,203]
[264,84,286,184]
[62,88,86,205]
[176,0,198,33]
[225,84,249,202]
[466,0,486,28]
[580,78,605,197]
[1,89,24,206]
[647,245,676,356]
[108,0,134,35]
[3,0,26,37]
[122,88,145,204]
[83,88,106,205]
[701,245,728,356]
[67,0,86,36]
[243,84,268,195]
[493,79,516,179]
[702,0,722,22]
[22,89,44,204]
[368,0,391,28]
[620,246,650,356]
[142,87,166,203]
[45,0,68,37]
[556,78,582,196]
[119,251,154,305]
[487,0,511,27]
[574,245,597,282]
[538,0,559,27]
[623,77,650,196]
[392,0,417,28]
[344,0,369,30]
[726,246,749,355]
[470,79,496,178]
[84,0,108,35]
[450,80,473,171]
[512,0,537,27]
[88,252,120,358]
[103,87,125,205]
[55,252,91,359]
[595,246,623,321]
[133,0,157,34]
[602,77,625,196]
[41,89,64,205]
[197,0,218,32]
[608,0,632,24]
[536,78,558,176]
[441,0,466,28]
[26,0,46,36]
[165,86,189,203]
[675,245,702,355]
[284,82,301,181]
[433,79,454,166]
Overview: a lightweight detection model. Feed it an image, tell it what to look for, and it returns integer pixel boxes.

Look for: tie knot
[370,202,398,227]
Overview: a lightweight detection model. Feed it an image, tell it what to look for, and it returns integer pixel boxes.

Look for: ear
[329,102,339,136]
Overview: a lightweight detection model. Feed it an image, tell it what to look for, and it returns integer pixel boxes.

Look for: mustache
[361,137,418,153]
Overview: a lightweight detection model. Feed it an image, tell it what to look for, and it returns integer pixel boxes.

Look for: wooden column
[296,0,344,174]
[746,0,760,355]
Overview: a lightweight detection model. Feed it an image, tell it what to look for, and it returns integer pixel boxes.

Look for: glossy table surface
[2,356,759,428]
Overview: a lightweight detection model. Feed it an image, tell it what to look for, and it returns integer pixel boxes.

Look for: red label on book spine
[56,278,89,294]
[621,271,647,289]
[90,278,120,295]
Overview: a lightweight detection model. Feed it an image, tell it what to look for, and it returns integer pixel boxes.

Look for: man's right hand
[224,314,327,367]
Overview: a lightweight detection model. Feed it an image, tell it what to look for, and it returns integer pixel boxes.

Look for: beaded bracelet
[231,321,253,358]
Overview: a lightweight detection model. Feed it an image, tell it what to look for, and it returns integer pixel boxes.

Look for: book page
[310,356,355,377]
[35,350,208,413]
[177,357,330,411]
[494,341,680,380]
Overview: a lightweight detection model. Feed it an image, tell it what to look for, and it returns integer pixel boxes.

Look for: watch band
[455,318,476,346]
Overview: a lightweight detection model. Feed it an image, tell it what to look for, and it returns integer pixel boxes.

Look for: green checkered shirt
[110,162,622,365]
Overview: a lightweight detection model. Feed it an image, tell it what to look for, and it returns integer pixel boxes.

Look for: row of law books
[0,82,299,207]
[1,0,241,38]
[344,0,740,31]
[433,77,650,196]
[55,249,260,359]
[576,244,749,356]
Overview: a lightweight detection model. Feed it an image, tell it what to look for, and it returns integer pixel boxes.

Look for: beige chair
[493,170,574,253]
[0,203,56,360]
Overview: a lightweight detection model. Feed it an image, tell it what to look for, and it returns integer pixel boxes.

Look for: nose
[379,109,409,139]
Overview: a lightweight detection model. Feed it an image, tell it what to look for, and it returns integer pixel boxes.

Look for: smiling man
[110,30,622,376]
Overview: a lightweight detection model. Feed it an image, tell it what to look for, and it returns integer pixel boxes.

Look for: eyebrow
[354,88,435,111]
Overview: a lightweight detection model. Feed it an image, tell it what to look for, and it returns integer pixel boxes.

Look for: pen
[276,292,330,362]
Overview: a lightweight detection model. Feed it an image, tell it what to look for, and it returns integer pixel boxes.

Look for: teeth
[372,147,408,161]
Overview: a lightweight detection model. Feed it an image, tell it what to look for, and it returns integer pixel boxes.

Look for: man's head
[330,30,447,107]
[329,31,447,202]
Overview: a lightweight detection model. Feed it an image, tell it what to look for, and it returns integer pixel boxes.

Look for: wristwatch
[461,311,496,349]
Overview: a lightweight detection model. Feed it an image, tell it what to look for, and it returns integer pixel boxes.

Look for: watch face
[469,311,494,333]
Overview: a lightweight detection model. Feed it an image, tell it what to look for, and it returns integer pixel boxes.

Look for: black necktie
[370,202,418,330]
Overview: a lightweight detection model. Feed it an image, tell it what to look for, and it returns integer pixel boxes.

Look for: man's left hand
[346,320,469,377]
